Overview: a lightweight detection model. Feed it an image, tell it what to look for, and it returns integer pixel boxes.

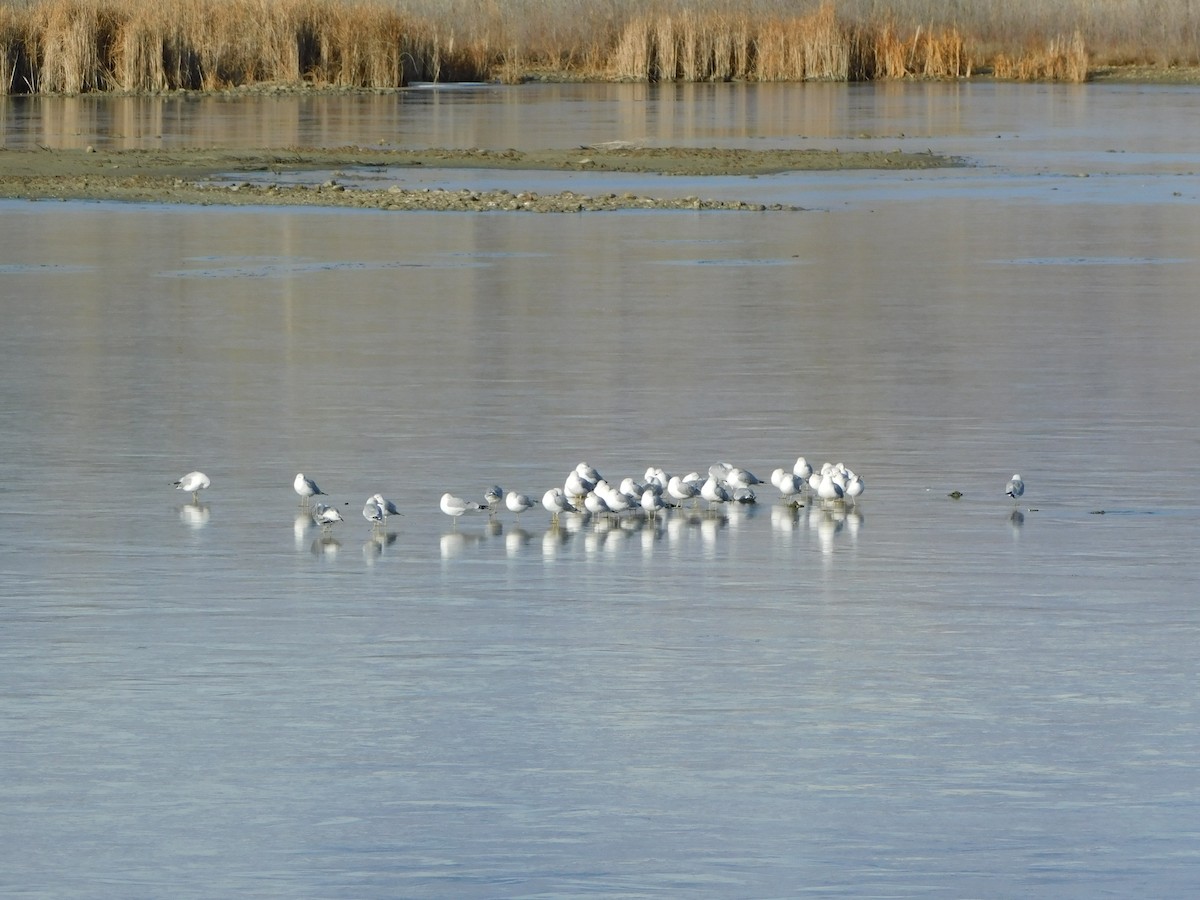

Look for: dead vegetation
[0,0,1187,94]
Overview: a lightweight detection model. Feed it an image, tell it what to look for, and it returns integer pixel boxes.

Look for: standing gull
[667,475,699,507]
[441,492,485,525]
[363,498,386,529]
[372,493,403,521]
[542,488,573,522]
[505,491,536,519]
[817,471,845,502]
[294,473,326,505]
[174,471,210,503]
[1006,474,1025,500]
[312,503,344,532]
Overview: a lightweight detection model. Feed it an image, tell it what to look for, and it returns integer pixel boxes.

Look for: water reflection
[428,502,860,564]
[1009,508,1026,539]
[310,535,341,558]
[363,530,399,564]
[5,84,1200,900]
[177,501,210,528]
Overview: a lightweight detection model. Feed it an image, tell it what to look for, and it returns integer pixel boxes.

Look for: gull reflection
[771,503,801,534]
[505,527,533,556]
[311,535,341,558]
[812,505,846,555]
[440,530,486,559]
[179,502,210,528]
[430,499,853,566]
[363,530,398,564]
[294,512,316,549]
[640,518,664,554]
[1009,508,1025,540]
[845,508,864,540]
[542,524,571,560]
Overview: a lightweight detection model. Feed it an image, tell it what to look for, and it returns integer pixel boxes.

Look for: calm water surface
[2,83,1199,897]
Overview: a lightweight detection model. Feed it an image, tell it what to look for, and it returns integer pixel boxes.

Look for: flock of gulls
[176,460,863,533]
[438,459,864,529]
[173,460,1027,535]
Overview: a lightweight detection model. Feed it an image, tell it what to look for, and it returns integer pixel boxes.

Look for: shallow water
[2,83,1200,897]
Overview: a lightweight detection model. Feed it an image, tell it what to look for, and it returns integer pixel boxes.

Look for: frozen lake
[2,82,1199,897]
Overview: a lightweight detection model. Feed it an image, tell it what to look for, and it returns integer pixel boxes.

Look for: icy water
[2,83,1200,897]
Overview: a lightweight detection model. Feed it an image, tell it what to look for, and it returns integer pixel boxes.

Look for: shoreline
[0,146,962,211]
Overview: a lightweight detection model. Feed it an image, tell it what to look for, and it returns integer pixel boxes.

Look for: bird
[371,493,403,520]
[174,471,210,503]
[363,498,385,529]
[582,491,610,516]
[542,488,574,522]
[312,503,344,531]
[844,473,865,501]
[441,492,485,524]
[726,467,762,489]
[294,473,326,505]
[644,467,669,491]
[1006,474,1025,500]
[564,470,594,501]
[576,462,602,484]
[667,475,699,506]
[776,471,803,501]
[505,491,535,518]
[641,488,665,517]
[793,456,813,481]
[484,485,505,514]
[817,471,845,502]
[701,475,730,506]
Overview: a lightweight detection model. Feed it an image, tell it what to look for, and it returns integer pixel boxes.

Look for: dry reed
[0,0,1179,95]
[993,30,1087,82]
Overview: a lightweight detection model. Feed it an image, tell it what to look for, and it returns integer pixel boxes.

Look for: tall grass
[0,0,1191,94]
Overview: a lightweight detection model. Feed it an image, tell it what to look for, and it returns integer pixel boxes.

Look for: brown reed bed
[0,0,1190,95]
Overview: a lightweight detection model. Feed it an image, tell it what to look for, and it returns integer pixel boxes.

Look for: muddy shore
[0,145,961,212]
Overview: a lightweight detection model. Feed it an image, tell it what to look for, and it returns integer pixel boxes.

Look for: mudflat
[0,145,960,211]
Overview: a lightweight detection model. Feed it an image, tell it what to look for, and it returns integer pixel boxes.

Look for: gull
[793,456,813,481]
[604,488,633,515]
[708,462,733,482]
[776,471,803,501]
[731,487,757,504]
[644,467,669,491]
[844,473,865,501]
[441,491,485,525]
[726,467,762,489]
[641,488,665,518]
[484,485,505,514]
[565,469,595,501]
[817,471,844,502]
[542,488,573,522]
[371,493,403,520]
[1006,474,1025,500]
[582,491,610,516]
[576,462,602,485]
[505,491,536,519]
[667,475,699,506]
[701,475,730,506]
[174,471,210,503]
[363,498,385,529]
[312,502,344,531]
[830,468,848,493]
[619,477,646,500]
[294,473,326,505]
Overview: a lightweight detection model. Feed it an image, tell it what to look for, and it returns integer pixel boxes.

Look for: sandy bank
[0,146,961,211]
